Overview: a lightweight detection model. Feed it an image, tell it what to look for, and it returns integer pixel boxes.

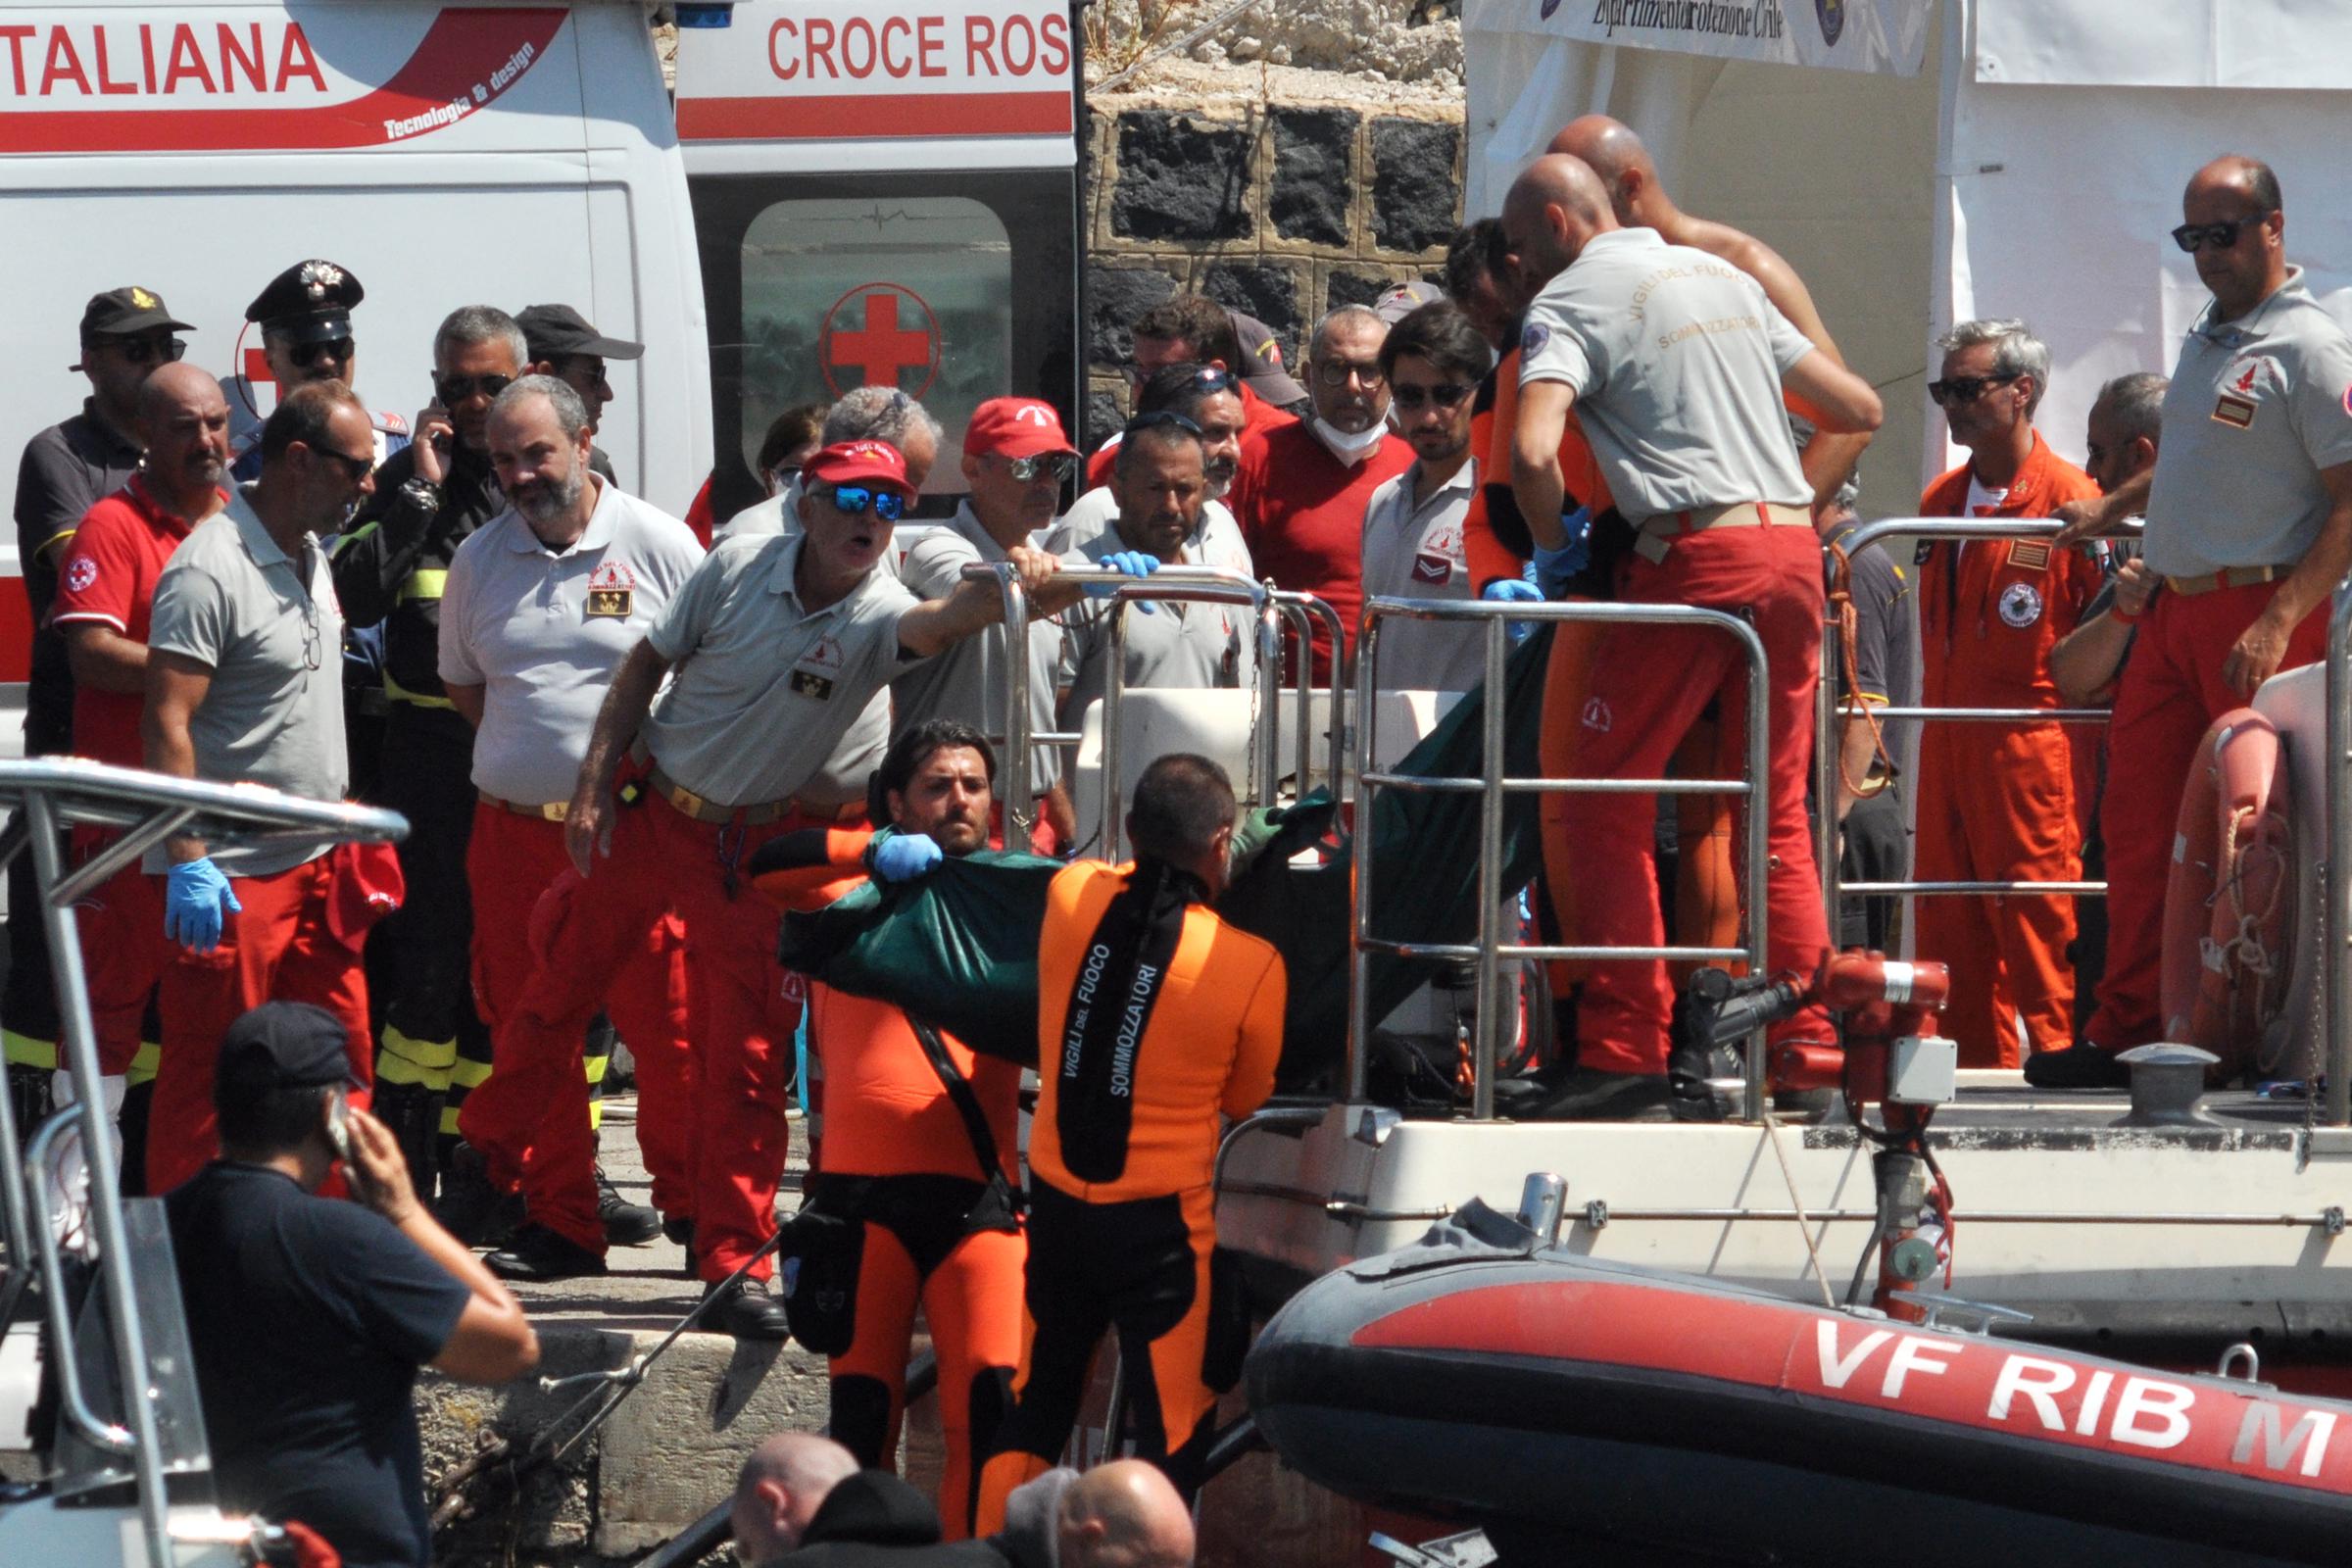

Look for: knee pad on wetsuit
[827,1372,897,1468]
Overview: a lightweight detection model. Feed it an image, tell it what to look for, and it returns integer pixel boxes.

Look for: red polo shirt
[1085,381,1298,489]
[51,474,218,766]
[1228,419,1412,676]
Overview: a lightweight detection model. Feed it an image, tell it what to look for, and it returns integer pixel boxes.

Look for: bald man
[1549,115,1869,506]
[1504,154,1882,1118]
[2039,155,2352,1086]
[730,1433,861,1566]
[831,1460,1194,1567]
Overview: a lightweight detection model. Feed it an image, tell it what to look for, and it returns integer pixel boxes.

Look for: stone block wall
[1082,93,1466,444]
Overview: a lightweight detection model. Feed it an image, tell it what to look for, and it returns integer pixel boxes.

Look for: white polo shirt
[641,533,920,809]
[1057,521,1248,725]
[145,490,346,876]
[2142,268,2352,578]
[1518,227,1813,518]
[438,476,704,806]
[891,504,1066,794]
[1359,456,1486,694]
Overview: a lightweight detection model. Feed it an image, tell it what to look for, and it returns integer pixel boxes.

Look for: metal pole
[1346,611,1382,1102]
[1816,584,1839,921]
[994,565,1035,844]
[1736,617,1773,1123]
[27,789,174,1568]
[1471,612,1508,1122]
[1103,600,1128,863]
[2328,577,2352,1126]
[1253,597,1283,808]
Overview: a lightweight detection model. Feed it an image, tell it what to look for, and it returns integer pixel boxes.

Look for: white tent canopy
[1464,0,2352,503]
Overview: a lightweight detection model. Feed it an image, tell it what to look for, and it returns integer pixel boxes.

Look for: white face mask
[1309,415,1389,464]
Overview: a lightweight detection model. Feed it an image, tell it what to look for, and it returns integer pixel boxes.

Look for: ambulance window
[741,197,1012,499]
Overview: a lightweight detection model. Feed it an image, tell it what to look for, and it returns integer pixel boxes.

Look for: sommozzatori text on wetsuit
[1061,941,1160,1101]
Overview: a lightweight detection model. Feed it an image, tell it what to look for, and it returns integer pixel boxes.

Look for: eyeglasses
[433,372,513,406]
[310,444,376,481]
[2172,216,2269,253]
[1391,382,1473,410]
[1312,359,1386,389]
[1002,452,1076,484]
[824,483,906,522]
[94,336,186,367]
[288,337,354,369]
[1124,411,1201,439]
[1927,373,2020,408]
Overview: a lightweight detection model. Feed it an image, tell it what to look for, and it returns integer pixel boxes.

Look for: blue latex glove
[1089,551,1163,612]
[1533,507,1593,597]
[164,858,242,954]
[1482,576,1544,645]
[868,832,944,884]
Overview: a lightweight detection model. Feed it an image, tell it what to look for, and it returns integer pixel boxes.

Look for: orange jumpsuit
[974,858,1285,1522]
[754,829,1025,1539]
[1914,434,2104,1065]
[1470,354,1741,997]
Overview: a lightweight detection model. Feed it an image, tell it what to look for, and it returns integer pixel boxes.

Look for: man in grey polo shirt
[713,386,943,545]
[2044,155,2352,1086]
[895,397,1084,849]
[1059,416,1244,730]
[437,376,705,1281]
[140,379,387,1193]
[492,439,1082,1336]
[1502,153,1883,1119]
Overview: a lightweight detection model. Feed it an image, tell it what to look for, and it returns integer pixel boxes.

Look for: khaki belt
[2162,564,2286,597]
[644,762,861,827]
[479,793,569,823]
[1631,501,1811,564]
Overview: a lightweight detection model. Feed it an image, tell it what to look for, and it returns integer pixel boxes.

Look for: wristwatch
[398,475,442,512]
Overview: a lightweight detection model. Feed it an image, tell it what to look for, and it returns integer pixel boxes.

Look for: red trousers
[71,832,166,1078]
[1560,525,1833,1073]
[2085,580,2326,1052]
[459,803,697,1221]
[464,791,805,1277]
[148,854,372,1194]
[1912,723,2080,1067]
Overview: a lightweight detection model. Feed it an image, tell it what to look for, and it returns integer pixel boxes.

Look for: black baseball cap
[79,285,193,342]
[515,303,644,364]
[215,1002,362,1100]
[246,259,366,346]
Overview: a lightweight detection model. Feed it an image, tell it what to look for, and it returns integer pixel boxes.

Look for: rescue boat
[1247,1199,2352,1567]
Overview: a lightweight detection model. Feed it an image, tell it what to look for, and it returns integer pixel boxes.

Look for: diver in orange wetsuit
[752,720,1024,1539]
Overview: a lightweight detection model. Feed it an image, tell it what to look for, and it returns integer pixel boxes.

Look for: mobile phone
[430,429,452,458]
[323,1087,353,1163]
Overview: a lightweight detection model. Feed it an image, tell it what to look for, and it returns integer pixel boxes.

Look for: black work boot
[485,1223,609,1282]
[598,1164,662,1247]
[702,1276,791,1340]
[436,1140,524,1249]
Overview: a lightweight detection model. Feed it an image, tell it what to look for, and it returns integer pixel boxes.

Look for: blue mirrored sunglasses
[826,483,906,522]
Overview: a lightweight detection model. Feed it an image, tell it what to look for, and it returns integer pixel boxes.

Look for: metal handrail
[1819,518,2126,919]
[2328,578,2352,1126]
[0,760,406,1568]
[1348,599,1773,1122]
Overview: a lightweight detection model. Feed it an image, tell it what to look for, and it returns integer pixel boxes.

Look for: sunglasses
[1391,382,1473,410]
[95,337,186,367]
[2172,216,2267,253]
[1927,373,2020,408]
[289,337,354,369]
[1312,359,1387,388]
[311,444,376,480]
[433,372,513,405]
[824,483,906,522]
[1003,452,1076,484]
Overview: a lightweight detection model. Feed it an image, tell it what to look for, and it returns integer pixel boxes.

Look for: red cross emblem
[820,283,940,399]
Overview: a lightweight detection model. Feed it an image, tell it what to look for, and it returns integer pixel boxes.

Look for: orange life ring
[2159,709,2295,1079]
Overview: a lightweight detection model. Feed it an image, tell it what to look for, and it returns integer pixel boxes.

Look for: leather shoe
[485,1223,609,1282]
[1526,1065,1674,1122]
[2024,1045,2130,1090]
[703,1276,791,1341]
[597,1165,662,1248]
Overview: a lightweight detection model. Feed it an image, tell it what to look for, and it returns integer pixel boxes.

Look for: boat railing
[2326,577,2352,1126]
[1348,598,1774,1121]
[1819,519,2116,927]
[0,760,406,1568]
[959,563,1344,851]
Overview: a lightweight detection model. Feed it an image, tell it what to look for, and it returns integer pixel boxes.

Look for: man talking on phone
[167,1002,538,1568]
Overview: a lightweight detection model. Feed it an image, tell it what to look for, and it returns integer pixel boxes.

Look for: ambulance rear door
[0,1,712,753]
[673,0,1083,522]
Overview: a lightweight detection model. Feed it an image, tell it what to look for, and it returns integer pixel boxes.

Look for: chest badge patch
[585,562,636,618]
[2005,539,2051,571]
[1997,580,2044,629]
[789,669,835,702]
[1412,550,1453,584]
[2214,393,2256,429]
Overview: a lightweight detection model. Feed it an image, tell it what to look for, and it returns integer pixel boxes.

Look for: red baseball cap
[965,397,1077,462]
[803,439,915,498]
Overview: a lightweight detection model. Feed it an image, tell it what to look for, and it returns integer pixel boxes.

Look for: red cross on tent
[821,283,940,398]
